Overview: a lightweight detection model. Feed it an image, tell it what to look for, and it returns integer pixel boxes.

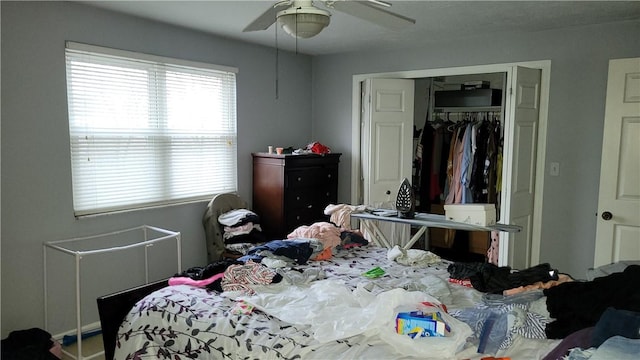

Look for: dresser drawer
[286,207,326,233]
[286,184,337,212]
[285,190,316,210]
[316,186,337,204]
[286,169,318,188]
[286,167,337,187]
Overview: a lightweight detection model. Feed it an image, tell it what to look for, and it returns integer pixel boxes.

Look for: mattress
[114,245,560,359]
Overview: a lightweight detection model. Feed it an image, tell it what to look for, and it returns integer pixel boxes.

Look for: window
[65,42,238,216]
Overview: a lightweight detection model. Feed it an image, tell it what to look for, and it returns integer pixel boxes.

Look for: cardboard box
[396,311,450,338]
[468,231,490,255]
[444,203,496,226]
[429,204,455,248]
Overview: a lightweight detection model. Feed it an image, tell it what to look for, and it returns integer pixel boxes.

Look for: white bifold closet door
[501,66,542,269]
[360,68,541,268]
[361,78,414,247]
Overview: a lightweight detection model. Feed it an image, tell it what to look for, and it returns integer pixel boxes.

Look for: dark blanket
[1,328,60,360]
[544,264,640,339]
[448,262,558,293]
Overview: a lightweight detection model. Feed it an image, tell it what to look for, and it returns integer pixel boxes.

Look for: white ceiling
[82,1,640,55]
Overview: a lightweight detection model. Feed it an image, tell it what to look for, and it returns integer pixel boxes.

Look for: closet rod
[433,111,501,116]
[431,111,500,120]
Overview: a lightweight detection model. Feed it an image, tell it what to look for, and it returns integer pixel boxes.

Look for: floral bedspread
[114,246,556,360]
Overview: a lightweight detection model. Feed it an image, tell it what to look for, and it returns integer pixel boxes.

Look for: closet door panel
[502,66,541,269]
[509,214,533,269]
[374,123,404,181]
[362,78,414,206]
[512,122,537,195]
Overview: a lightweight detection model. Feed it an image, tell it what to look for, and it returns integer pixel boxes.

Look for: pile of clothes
[172,220,368,296]
[544,264,640,338]
[219,209,267,257]
[292,141,332,155]
[171,259,282,295]
[541,264,640,359]
[447,260,640,359]
[447,262,565,294]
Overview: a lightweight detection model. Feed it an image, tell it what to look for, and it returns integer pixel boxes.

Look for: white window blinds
[65,42,238,216]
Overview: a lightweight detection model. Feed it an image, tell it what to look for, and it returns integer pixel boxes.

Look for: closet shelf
[434,106,502,113]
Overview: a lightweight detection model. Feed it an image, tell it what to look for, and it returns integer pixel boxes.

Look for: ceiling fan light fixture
[277,7,330,39]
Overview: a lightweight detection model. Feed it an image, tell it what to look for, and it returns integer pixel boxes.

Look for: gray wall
[1,1,312,336]
[311,20,640,278]
[3,0,640,338]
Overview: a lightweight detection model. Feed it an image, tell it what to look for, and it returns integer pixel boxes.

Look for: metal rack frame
[43,225,181,360]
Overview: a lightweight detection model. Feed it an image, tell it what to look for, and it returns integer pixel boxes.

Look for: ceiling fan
[243,0,416,39]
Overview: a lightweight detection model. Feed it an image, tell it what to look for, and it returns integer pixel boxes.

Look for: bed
[105,244,563,360]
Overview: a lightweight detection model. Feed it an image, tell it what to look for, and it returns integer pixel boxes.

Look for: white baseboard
[52,321,102,342]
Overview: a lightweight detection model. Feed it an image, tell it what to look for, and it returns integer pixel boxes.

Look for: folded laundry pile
[219,209,267,257]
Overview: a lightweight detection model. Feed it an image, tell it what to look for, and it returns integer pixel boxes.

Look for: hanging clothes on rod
[416,115,453,211]
[416,110,503,213]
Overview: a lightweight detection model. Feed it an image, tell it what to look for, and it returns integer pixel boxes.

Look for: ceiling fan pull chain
[275,24,279,100]
[295,6,299,54]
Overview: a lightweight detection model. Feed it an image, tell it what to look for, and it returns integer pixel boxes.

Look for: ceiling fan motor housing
[277,5,331,38]
[244,0,415,38]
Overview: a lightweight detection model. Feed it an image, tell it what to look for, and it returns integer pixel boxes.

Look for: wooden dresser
[252,152,341,240]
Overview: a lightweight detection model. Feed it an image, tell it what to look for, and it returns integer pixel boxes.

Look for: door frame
[350,60,551,266]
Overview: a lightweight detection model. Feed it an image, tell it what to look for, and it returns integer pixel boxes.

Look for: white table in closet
[43,225,182,360]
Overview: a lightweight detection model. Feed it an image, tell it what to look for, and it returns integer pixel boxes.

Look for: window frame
[65,42,239,217]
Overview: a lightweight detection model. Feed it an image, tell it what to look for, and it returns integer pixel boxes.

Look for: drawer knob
[307,205,313,209]
[327,174,331,178]
[296,196,300,200]
[296,215,300,220]
[297,177,302,181]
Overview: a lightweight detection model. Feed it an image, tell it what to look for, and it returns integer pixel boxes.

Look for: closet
[412,74,506,262]
[358,64,543,269]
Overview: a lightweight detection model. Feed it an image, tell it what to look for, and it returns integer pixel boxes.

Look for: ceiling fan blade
[243,2,285,32]
[330,0,415,29]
